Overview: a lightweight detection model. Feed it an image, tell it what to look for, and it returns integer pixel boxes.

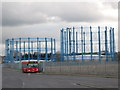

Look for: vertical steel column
[112,28,115,61]
[76,32,78,57]
[62,29,64,62]
[66,28,69,61]
[90,26,93,63]
[39,41,41,60]
[45,38,48,61]
[98,26,101,62]
[11,38,14,62]
[8,40,10,62]
[8,39,10,63]
[37,37,39,60]
[64,30,67,60]
[83,32,85,54]
[73,27,76,61]
[19,38,21,61]
[10,41,12,62]
[28,37,30,60]
[111,29,114,61]
[62,29,65,61]
[81,26,84,63]
[9,40,12,62]
[16,41,18,61]
[5,39,9,63]
[51,38,53,61]
[23,41,25,60]
[54,39,56,61]
[69,29,71,54]
[60,29,62,62]
[105,27,108,62]
[109,28,113,61]
[31,41,33,59]
[60,29,64,62]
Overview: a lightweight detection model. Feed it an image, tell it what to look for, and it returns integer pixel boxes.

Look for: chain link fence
[2,61,118,77]
[44,61,118,76]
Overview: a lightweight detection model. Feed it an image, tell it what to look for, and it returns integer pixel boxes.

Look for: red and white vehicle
[21,60,39,73]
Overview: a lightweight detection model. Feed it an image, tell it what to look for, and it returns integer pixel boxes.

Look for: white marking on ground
[73,82,98,88]
[28,73,31,76]
[72,83,77,85]
[22,82,25,88]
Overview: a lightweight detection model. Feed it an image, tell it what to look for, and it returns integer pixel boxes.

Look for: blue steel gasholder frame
[4,26,116,63]
[5,38,56,63]
[60,26,116,63]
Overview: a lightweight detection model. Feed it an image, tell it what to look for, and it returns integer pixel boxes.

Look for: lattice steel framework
[5,37,56,63]
[60,26,116,63]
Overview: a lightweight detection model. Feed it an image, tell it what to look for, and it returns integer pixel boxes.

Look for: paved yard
[2,68,118,88]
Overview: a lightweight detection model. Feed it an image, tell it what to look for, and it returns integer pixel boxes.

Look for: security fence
[44,61,118,76]
[2,61,118,76]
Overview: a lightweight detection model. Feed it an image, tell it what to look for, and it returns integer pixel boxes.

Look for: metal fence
[44,61,118,76]
[2,61,118,76]
[2,63,22,69]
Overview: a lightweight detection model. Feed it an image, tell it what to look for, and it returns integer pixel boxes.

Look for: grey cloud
[2,2,117,26]
[30,2,104,22]
[102,2,118,9]
[2,3,49,26]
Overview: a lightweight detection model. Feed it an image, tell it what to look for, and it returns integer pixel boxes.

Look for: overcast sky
[0,0,119,55]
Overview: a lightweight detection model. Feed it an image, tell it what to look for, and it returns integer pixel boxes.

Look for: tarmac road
[2,68,118,88]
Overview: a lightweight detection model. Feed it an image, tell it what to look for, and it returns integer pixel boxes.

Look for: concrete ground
[2,68,118,88]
